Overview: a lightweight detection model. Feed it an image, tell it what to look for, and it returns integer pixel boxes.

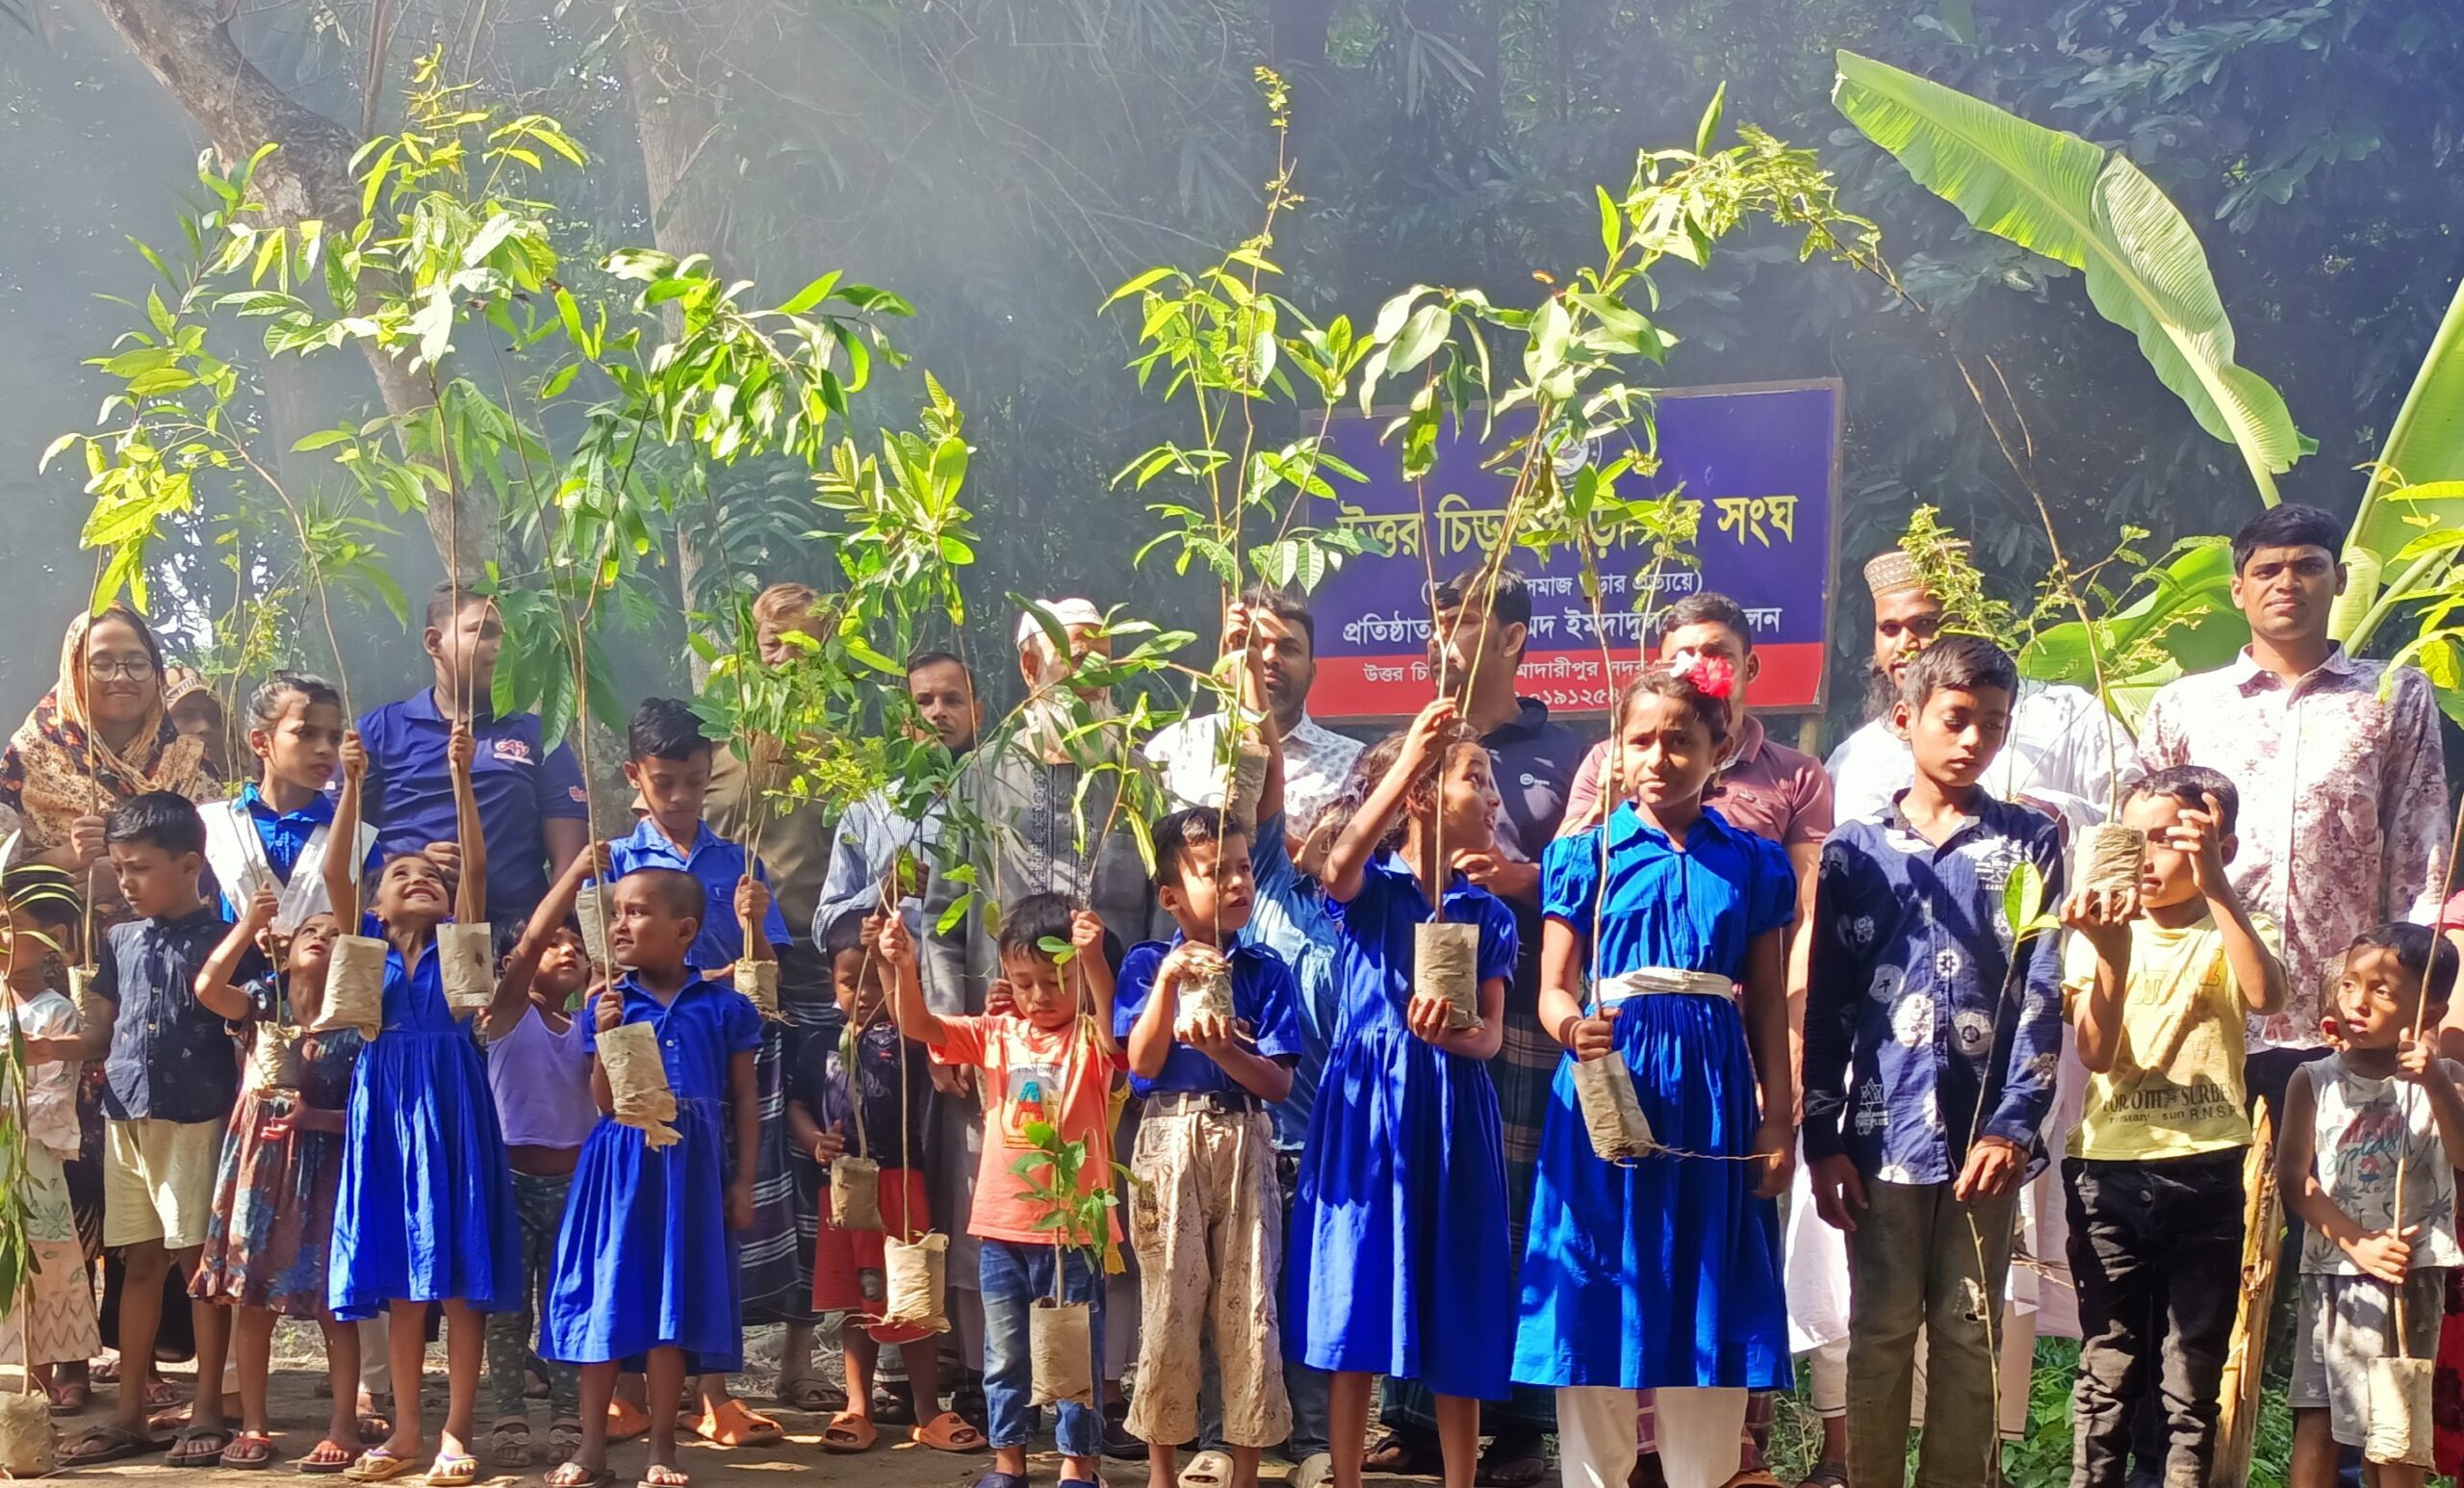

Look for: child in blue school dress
[1511,660,1795,1488]
[1288,698,1517,1488]
[541,864,767,1488]
[322,723,526,1486]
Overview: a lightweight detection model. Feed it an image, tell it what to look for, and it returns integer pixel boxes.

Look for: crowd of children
[7,510,2464,1488]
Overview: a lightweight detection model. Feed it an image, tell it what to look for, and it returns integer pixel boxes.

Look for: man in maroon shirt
[1557,589,1834,1485]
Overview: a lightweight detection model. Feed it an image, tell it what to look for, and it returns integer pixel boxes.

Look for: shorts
[812,1166,934,1345]
[2290,1269,2449,1446]
[103,1116,226,1251]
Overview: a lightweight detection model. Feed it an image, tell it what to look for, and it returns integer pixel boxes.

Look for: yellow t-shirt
[2064,911,2277,1161]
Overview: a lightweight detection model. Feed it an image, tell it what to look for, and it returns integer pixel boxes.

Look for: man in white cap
[1786,534,2128,1488]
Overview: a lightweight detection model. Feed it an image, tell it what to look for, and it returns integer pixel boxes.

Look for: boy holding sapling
[881,889,1124,1488]
[2059,766,2285,1487]
[1801,637,2065,1488]
[2278,925,2464,1488]
[1114,805,1305,1488]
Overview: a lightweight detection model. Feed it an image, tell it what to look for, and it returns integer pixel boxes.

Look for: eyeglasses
[88,657,158,682]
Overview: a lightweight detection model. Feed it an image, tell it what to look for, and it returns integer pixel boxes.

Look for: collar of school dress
[612,967,728,1022]
[617,815,727,869]
[239,780,336,825]
[2223,641,2359,695]
[1602,798,1745,853]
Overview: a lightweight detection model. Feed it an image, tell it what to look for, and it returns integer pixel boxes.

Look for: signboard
[1308,378,1841,721]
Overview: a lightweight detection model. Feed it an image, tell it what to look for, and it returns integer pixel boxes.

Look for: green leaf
[2337,276,2464,644]
[776,271,844,318]
[1833,51,2304,505]
[1693,81,1727,157]
[2002,859,2045,944]
[1386,304,1451,375]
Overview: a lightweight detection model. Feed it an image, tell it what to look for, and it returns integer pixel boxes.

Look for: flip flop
[58,1424,166,1466]
[167,1425,239,1469]
[818,1411,878,1454]
[302,1438,360,1475]
[911,1410,988,1454]
[637,1467,690,1488]
[221,1430,280,1470]
[1179,1449,1235,1488]
[545,1464,616,1488]
[426,1450,482,1487]
[45,1378,89,1416]
[346,1447,425,1482]
[680,1397,783,1448]
[1291,1451,1334,1488]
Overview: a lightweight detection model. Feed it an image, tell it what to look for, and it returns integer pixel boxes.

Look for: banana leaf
[2017,538,2246,732]
[1834,51,2305,506]
[2333,277,2464,646]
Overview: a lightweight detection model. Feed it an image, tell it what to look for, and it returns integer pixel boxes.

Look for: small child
[2059,767,2286,1488]
[322,723,526,1485]
[608,697,797,1449]
[61,791,255,1471]
[541,866,765,1488]
[789,910,976,1455]
[1802,636,2065,1488]
[1289,698,1516,1488]
[1514,661,1795,1488]
[191,902,367,1471]
[480,911,599,1468]
[1116,807,1304,1488]
[883,891,1123,1488]
[0,866,101,1411]
[2280,924,2464,1488]
[201,672,371,928]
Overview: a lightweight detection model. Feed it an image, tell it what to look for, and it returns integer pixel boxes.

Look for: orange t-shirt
[930,1013,1125,1245]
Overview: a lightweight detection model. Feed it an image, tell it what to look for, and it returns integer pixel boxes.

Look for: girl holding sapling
[321,725,525,1486]
[1287,697,1515,1488]
[1510,661,1796,1488]
[200,673,372,927]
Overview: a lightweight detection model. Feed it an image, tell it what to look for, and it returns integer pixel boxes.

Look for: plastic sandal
[818,1411,878,1454]
[221,1430,280,1471]
[301,1438,359,1475]
[682,1397,783,1448]
[1179,1449,1235,1488]
[345,1447,424,1483]
[426,1450,482,1487]
[167,1425,238,1469]
[911,1410,988,1454]
[493,1417,535,1468]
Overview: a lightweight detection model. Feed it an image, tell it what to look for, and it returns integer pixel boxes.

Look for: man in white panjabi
[1787,542,2135,1486]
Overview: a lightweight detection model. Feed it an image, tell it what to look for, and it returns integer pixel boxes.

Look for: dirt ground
[39,1323,1345,1488]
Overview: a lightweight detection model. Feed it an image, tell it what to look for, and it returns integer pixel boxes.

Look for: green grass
[1761,1339,2297,1488]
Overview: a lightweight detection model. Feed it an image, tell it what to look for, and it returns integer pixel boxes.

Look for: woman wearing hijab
[0,604,219,1413]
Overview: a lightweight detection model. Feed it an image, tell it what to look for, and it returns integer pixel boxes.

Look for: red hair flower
[1681,654,1736,701]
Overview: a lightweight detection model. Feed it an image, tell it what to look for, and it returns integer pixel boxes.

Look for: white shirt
[1826,679,2137,832]
[1144,710,1364,831]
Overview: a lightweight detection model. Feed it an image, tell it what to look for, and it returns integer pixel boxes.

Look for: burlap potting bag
[436,921,495,1016]
[1414,921,1480,1031]
[313,935,388,1039]
[599,1021,682,1149]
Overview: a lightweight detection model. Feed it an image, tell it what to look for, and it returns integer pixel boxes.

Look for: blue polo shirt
[1112,932,1305,1099]
[606,817,793,971]
[357,688,588,921]
[218,782,336,920]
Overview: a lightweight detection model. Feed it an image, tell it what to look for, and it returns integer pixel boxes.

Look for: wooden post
[2209,1107,2282,1488]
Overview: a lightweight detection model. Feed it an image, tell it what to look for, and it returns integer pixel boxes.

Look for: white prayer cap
[1015,598,1105,650]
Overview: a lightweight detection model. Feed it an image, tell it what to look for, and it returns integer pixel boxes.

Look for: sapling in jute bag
[1225,734,1272,827]
[734,960,781,1021]
[2075,823,2148,899]
[0,1386,53,1477]
[1029,1296,1095,1407]
[598,1021,682,1149]
[1570,1052,1656,1162]
[436,921,495,1016]
[1414,921,1480,1031]
[830,1156,884,1231]
[250,1022,305,1092]
[67,965,100,1041]
[313,935,388,1039]
[572,883,611,967]
[2367,1353,2436,1467]
[1173,953,1236,1041]
[881,1232,949,1333]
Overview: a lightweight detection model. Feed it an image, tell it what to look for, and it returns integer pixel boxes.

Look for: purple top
[487,1003,598,1150]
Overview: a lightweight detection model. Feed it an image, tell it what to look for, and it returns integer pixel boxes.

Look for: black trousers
[2066,1152,2246,1488]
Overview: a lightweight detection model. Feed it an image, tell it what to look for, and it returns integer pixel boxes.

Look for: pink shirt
[931,1013,1126,1245]
[1556,714,1835,850]
[2140,647,2448,1048]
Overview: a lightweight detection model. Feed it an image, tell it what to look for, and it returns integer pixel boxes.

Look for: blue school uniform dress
[1511,804,1794,1393]
[543,971,762,1373]
[1287,857,1517,1399]
[329,934,523,1320]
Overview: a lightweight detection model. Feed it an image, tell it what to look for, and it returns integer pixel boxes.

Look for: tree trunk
[88,0,494,576]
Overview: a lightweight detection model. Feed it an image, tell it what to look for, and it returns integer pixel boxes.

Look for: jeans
[1844,1177,2017,1488]
[486,1170,579,1420]
[2065,1153,2244,1488]
[981,1238,1106,1458]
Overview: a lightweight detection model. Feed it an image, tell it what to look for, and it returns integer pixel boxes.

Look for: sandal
[221,1430,280,1470]
[912,1410,988,1454]
[606,1397,651,1442]
[167,1425,239,1469]
[1795,1467,1850,1488]
[1180,1449,1236,1488]
[302,1438,360,1474]
[546,1465,616,1488]
[680,1397,783,1448]
[819,1411,878,1454]
[638,1467,690,1488]
[1364,1430,1444,1475]
[547,1420,583,1464]
[346,1447,425,1482]
[46,1378,89,1416]
[873,1385,916,1426]
[776,1375,842,1413]
[140,1376,180,1412]
[427,1450,482,1487]
[1291,1451,1334,1488]
[1476,1434,1550,1488]
[494,1417,535,1468]
[58,1424,166,1466]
